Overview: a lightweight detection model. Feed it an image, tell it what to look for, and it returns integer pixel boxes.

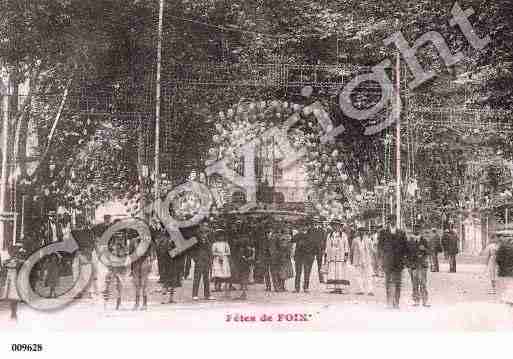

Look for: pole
[154,0,164,205]
[459,212,463,251]
[382,197,386,226]
[395,52,402,229]
[471,215,475,255]
[486,214,489,247]
[1,72,10,259]
[137,115,148,220]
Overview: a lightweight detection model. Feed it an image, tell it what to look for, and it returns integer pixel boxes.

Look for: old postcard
[1,0,513,344]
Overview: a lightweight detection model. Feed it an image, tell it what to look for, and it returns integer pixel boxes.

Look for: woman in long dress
[324,222,350,294]
[483,236,499,294]
[352,228,374,296]
[155,229,185,304]
[211,229,231,297]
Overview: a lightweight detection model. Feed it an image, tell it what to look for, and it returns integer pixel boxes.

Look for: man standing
[442,226,459,273]
[277,229,294,292]
[227,220,241,290]
[130,231,154,310]
[428,228,442,272]
[293,219,316,293]
[309,217,327,283]
[406,228,431,307]
[270,226,283,292]
[378,216,408,309]
[237,236,254,300]
[352,228,375,296]
[259,227,276,292]
[191,223,215,300]
[103,236,127,310]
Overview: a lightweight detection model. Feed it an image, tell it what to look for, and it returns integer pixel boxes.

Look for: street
[2,256,513,331]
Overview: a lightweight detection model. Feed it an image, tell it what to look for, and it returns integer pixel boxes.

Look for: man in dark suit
[378,216,409,309]
[442,226,459,273]
[309,217,327,283]
[191,223,214,300]
[406,228,431,307]
[293,219,316,293]
[227,220,241,290]
[269,225,283,292]
[427,228,442,272]
[45,213,63,245]
[260,227,278,291]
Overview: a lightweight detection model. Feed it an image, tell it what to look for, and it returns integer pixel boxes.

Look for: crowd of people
[84,213,468,311]
[3,210,512,320]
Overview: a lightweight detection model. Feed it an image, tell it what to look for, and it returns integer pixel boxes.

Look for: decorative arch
[205,99,383,221]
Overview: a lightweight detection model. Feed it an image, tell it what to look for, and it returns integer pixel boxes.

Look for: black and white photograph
[1,0,513,345]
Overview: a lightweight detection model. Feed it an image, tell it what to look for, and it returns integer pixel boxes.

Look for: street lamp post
[154,0,165,206]
[395,52,402,229]
[1,70,11,259]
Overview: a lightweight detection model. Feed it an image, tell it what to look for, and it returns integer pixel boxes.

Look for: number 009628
[11,344,43,352]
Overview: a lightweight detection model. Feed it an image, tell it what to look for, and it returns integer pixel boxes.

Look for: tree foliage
[0,0,511,221]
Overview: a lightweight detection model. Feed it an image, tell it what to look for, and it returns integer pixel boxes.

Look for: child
[211,229,231,297]
[46,252,62,299]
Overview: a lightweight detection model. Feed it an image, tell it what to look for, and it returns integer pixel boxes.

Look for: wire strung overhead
[167,15,285,40]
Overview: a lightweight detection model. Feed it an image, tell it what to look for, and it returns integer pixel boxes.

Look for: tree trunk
[13,67,40,178]
[26,75,73,182]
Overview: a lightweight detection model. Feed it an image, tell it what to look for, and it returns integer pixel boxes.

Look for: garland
[207,99,382,222]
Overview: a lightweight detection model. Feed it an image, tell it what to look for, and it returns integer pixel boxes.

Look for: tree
[1,0,511,232]
[1,0,156,244]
